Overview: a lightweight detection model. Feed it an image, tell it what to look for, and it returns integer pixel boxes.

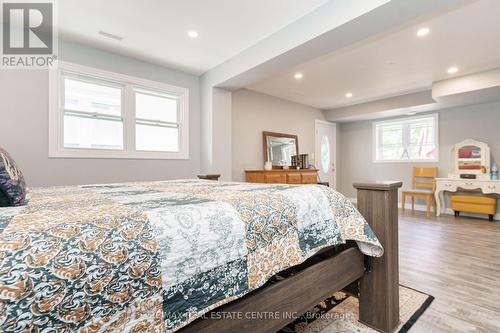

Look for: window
[63,76,124,150]
[134,89,179,152]
[373,114,438,162]
[49,62,189,159]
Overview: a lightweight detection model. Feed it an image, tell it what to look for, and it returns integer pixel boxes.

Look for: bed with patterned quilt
[0,179,383,332]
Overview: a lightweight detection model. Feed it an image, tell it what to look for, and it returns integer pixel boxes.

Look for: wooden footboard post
[354,181,402,333]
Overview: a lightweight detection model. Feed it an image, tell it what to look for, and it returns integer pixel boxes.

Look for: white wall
[338,102,500,215]
[232,89,327,181]
[0,40,201,187]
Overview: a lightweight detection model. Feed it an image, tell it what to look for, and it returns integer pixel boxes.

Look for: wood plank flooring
[398,210,500,332]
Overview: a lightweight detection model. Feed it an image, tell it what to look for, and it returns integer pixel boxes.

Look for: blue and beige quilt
[0,180,383,332]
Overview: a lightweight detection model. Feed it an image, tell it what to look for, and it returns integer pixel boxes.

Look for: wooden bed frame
[179,181,402,333]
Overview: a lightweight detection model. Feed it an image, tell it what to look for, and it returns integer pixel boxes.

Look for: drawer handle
[488,185,496,189]
[465,182,473,186]
[444,184,452,187]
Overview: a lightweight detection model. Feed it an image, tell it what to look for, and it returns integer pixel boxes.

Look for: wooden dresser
[245,169,318,184]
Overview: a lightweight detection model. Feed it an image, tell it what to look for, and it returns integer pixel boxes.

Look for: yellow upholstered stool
[451,195,497,221]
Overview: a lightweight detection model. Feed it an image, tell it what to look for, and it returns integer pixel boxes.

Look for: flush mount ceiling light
[447,66,459,74]
[187,31,199,38]
[294,72,303,80]
[416,27,430,37]
[345,92,353,98]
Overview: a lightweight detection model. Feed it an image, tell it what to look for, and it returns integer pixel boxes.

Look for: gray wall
[0,40,201,187]
[232,89,326,181]
[338,101,500,198]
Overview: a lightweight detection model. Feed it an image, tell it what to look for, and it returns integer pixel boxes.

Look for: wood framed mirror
[263,131,299,168]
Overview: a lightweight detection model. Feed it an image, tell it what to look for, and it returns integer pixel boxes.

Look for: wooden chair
[402,167,438,218]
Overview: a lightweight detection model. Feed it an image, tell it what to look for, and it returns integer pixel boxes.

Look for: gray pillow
[0,148,26,206]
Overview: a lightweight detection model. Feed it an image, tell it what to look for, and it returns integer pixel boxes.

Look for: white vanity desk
[434,178,500,216]
[435,139,499,216]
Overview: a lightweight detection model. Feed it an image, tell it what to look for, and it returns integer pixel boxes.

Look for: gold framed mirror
[263,131,299,168]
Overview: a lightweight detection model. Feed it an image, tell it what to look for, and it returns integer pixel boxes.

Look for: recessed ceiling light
[416,27,430,37]
[447,66,459,74]
[345,92,353,98]
[187,31,199,38]
[294,72,303,80]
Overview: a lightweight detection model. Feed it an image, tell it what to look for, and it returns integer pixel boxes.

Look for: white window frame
[49,61,189,159]
[372,113,439,163]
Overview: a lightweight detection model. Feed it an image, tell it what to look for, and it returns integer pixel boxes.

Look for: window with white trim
[63,75,124,150]
[49,62,189,159]
[373,114,438,162]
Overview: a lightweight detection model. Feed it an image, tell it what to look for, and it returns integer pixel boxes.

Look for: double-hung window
[63,75,124,150]
[134,88,180,152]
[49,62,189,159]
[373,114,438,162]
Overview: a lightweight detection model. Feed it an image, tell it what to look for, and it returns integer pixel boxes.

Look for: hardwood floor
[398,210,500,332]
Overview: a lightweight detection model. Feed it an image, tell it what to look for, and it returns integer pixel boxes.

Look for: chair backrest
[413,167,438,190]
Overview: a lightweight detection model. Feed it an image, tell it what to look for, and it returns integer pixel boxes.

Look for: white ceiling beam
[203,0,473,90]
[325,67,500,122]
[433,67,500,103]
[325,90,437,122]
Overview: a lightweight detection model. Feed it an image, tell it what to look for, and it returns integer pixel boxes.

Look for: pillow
[0,148,26,206]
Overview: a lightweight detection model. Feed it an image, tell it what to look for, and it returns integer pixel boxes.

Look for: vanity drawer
[264,173,287,184]
[287,173,302,184]
[485,184,498,191]
[301,173,317,184]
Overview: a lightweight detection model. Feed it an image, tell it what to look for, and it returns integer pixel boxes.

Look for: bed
[0,179,401,333]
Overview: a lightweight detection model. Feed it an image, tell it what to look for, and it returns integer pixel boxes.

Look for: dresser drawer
[245,173,265,183]
[245,169,319,185]
[301,173,317,184]
[287,173,302,184]
[264,173,287,184]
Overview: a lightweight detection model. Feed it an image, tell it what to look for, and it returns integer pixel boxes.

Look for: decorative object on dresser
[299,154,309,169]
[245,169,319,184]
[197,174,221,181]
[435,139,499,219]
[263,131,299,168]
[291,154,310,169]
[402,167,438,218]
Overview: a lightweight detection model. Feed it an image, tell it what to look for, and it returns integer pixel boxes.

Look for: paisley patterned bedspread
[0,180,383,332]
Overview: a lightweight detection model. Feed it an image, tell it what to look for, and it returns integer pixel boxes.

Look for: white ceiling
[59,0,328,75]
[248,0,500,110]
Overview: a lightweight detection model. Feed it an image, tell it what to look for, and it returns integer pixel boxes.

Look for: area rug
[277,285,434,333]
